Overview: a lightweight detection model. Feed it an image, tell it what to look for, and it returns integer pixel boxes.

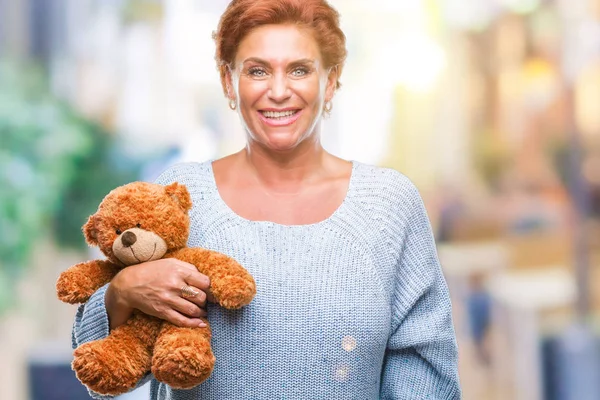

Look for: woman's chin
[256,132,305,152]
[263,141,298,152]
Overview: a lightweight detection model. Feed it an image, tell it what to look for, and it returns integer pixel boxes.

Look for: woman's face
[227,24,336,152]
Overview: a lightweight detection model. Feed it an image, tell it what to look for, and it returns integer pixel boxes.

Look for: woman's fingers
[174,260,211,290]
[176,261,212,306]
[170,294,207,318]
[205,287,217,303]
[183,271,211,292]
[179,284,208,309]
[163,309,207,328]
[113,258,214,328]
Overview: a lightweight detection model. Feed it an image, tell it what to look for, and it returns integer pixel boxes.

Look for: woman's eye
[291,68,309,77]
[248,68,267,78]
[136,223,141,228]
[116,229,122,235]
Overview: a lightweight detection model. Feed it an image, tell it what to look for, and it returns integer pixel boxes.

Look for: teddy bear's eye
[136,223,141,228]
[116,229,122,235]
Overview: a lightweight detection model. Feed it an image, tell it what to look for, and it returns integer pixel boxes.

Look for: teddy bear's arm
[169,248,256,309]
[57,259,121,304]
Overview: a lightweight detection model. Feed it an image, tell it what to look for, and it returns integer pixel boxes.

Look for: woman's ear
[82,214,99,246]
[165,182,192,212]
[325,65,339,102]
[225,67,236,100]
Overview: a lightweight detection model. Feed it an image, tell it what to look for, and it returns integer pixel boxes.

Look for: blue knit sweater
[72,160,461,399]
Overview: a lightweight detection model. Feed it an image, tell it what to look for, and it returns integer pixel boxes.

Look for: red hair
[213,0,347,95]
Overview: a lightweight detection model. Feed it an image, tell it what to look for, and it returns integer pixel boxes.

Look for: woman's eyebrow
[242,57,269,66]
[288,58,315,67]
[241,57,316,66]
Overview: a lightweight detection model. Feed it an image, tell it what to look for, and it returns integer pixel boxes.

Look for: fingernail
[199,322,207,327]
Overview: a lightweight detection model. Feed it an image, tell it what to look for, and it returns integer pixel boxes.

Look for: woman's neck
[240,141,330,189]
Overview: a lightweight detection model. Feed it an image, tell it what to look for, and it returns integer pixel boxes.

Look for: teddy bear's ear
[82,214,99,246]
[165,182,192,212]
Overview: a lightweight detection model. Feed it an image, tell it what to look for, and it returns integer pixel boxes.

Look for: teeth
[262,110,297,118]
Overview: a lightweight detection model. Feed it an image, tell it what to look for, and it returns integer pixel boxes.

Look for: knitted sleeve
[72,284,110,350]
[379,183,461,399]
[71,284,116,399]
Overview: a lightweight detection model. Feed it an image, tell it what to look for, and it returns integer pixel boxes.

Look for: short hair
[213,0,347,95]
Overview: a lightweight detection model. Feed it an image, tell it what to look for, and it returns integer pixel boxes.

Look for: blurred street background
[2,0,600,399]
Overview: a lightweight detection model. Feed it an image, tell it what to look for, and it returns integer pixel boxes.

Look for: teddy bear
[56,181,256,396]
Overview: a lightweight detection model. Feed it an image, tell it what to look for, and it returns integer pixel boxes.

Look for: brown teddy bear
[56,181,256,396]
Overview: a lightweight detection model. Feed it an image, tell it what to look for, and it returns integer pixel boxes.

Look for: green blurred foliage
[0,61,140,313]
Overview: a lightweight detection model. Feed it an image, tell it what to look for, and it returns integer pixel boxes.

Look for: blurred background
[1,0,600,399]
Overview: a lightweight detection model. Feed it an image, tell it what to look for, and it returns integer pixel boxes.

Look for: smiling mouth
[259,109,300,119]
[130,243,157,263]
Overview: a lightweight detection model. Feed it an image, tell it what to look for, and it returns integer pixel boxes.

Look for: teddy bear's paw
[152,333,216,389]
[73,339,150,396]
[56,270,96,304]
[215,275,256,309]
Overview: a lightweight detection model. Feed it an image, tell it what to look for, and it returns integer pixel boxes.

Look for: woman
[72,0,461,398]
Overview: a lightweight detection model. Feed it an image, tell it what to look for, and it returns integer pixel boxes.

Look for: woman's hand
[105,258,214,330]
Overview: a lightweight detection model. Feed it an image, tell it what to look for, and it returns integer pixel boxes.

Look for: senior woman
[72,0,462,399]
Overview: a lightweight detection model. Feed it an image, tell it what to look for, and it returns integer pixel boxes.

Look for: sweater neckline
[206,159,359,228]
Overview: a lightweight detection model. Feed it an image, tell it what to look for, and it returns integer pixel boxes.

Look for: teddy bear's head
[83,181,192,267]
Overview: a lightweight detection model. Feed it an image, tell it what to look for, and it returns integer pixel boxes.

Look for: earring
[229,99,237,110]
[324,100,332,113]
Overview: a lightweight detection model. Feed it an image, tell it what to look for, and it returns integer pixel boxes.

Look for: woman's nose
[267,73,292,102]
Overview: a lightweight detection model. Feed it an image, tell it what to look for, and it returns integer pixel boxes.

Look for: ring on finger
[181,285,200,298]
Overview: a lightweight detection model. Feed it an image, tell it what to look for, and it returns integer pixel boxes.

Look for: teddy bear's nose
[121,231,137,247]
